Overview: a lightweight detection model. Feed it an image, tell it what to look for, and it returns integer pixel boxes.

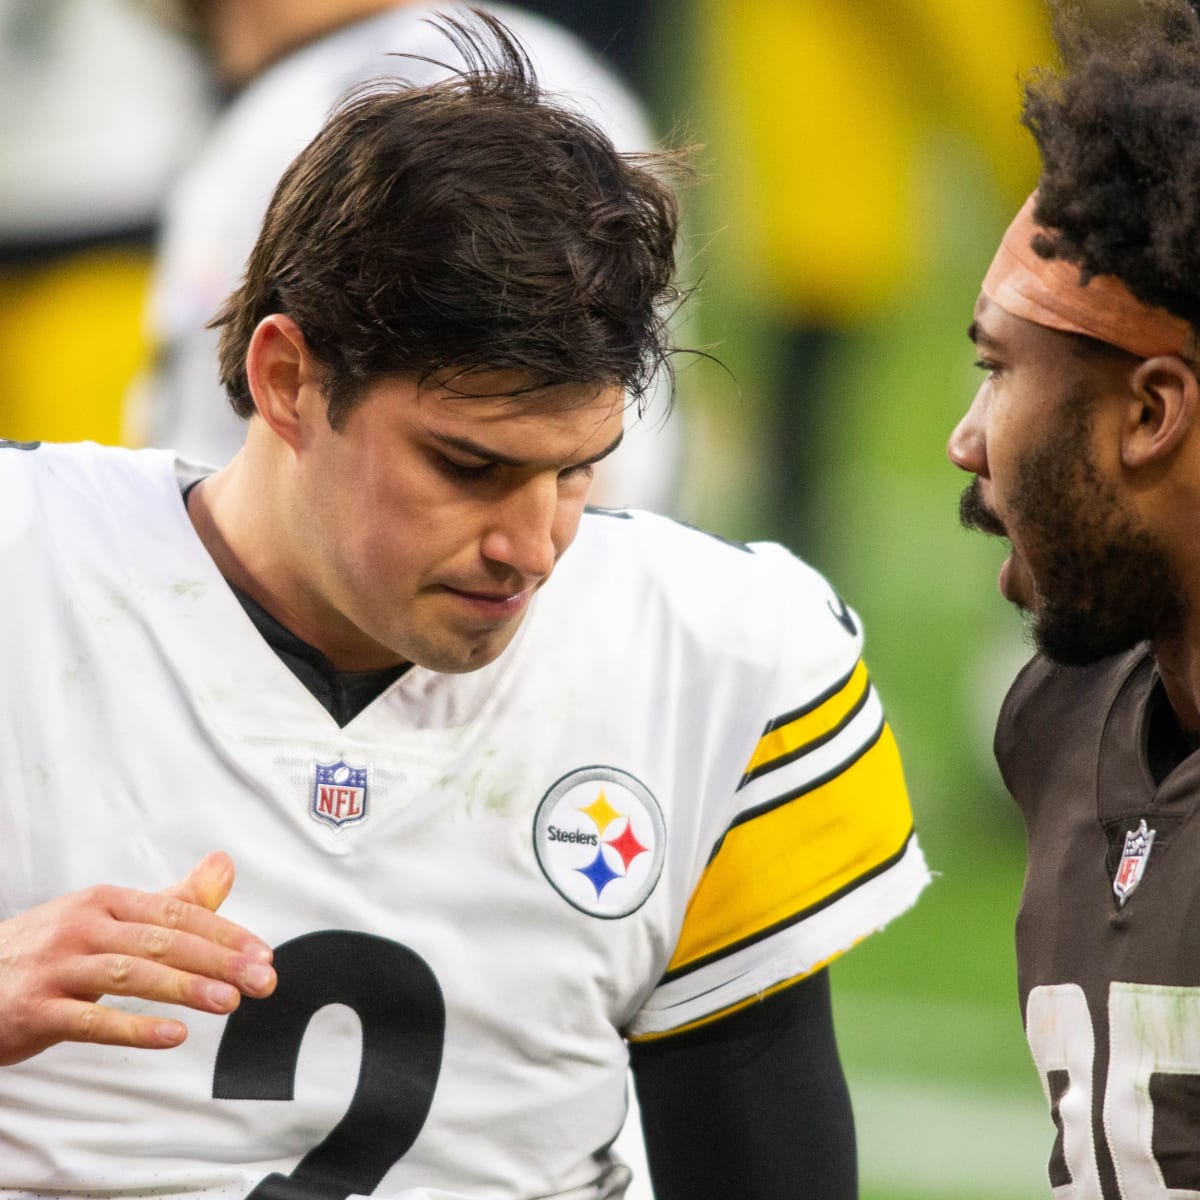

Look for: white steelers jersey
[0,442,928,1200]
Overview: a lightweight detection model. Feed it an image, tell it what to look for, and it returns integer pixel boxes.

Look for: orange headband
[981,193,1196,359]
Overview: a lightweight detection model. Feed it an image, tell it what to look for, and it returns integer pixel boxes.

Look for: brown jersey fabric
[997,643,1200,1198]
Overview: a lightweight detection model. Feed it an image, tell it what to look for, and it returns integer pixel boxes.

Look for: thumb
[162,851,235,913]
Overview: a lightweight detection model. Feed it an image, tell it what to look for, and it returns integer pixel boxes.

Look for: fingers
[103,877,272,961]
[163,850,235,913]
[27,998,190,1056]
[57,923,276,1013]
[0,854,280,1066]
[80,857,278,1009]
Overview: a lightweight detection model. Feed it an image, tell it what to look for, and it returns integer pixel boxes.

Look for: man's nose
[480,474,559,580]
[947,389,988,476]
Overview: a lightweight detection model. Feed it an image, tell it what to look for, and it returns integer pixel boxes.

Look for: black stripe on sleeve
[661,827,914,985]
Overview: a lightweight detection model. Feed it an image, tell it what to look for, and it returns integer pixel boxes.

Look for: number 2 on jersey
[213,930,446,1199]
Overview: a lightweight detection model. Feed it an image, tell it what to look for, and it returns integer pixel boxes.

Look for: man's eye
[560,463,594,481]
[973,357,1003,377]
[442,456,494,479]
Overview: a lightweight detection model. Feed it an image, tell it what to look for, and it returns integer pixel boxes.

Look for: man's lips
[439,582,534,617]
[446,585,526,601]
[998,554,1018,602]
[959,479,1031,605]
[958,479,1008,538]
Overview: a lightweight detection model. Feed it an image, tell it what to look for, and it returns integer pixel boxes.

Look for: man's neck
[186,450,404,674]
[184,463,257,600]
[1153,637,1200,736]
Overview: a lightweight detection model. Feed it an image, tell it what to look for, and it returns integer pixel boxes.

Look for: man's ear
[1121,355,1199,469]
[245,314,321,451]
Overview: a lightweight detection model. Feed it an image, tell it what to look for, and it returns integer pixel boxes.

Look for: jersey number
[1027,982,1200,1198]
[213,930,446,1199]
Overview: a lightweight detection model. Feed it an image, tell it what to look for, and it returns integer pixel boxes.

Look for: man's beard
[958,387,1185,667]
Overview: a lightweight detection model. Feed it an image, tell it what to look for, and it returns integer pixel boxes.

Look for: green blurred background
[0,0,1076,1194]
[654,4,1055,1194]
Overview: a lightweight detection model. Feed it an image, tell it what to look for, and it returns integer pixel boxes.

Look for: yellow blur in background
[0,249,150,444]
[697,0,1046,321]
[0,0,211,446]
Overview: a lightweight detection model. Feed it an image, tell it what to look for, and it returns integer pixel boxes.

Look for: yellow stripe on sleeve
[741,659,870,781]
[667,722,912,974]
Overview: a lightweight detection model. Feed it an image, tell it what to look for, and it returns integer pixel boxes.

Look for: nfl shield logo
[311,759,368,829]
[1113,817,1155,906]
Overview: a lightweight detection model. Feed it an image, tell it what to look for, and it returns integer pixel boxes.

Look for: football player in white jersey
[0,14,929,1199]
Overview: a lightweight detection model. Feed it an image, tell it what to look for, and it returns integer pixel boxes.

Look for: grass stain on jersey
[438,765,517,820]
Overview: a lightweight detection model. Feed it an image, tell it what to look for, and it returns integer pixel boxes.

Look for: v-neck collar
[181,468,411,728]
[1098,648,1200,815]
[227,579,410,728]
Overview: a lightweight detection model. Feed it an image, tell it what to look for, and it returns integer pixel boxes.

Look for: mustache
[958,478,1008,537]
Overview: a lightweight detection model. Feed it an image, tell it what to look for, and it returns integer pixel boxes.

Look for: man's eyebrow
[583,429,624,466]
[430,428,624,468]
[968,320,1001,351]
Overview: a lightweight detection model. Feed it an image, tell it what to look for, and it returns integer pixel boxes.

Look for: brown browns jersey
[997,643,1200,1199]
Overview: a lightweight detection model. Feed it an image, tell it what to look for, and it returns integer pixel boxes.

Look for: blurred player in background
[948,0,1200,1192]
[0,15,928,1198]
[0,0,211,443]
[136,0,681,511]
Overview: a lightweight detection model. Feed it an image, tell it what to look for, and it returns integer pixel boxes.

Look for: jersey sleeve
[627,544,930,1040]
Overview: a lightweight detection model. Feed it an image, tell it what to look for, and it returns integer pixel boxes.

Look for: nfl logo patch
[1113,817,1155,906]
[311,759,368,829]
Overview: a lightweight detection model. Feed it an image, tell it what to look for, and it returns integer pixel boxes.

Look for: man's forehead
[968,294,1006,352]
[422,367,618,404]
[418,378,626,461]
[429,379,624,418]
[969,294,1069,354]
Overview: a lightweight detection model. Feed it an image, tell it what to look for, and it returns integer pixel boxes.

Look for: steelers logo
[533,766,665,918]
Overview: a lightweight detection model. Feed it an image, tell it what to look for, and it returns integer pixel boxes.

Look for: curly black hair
[1022,0,1200,326]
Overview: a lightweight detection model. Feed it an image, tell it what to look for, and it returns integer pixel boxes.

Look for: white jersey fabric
[0,442,928,1200]
[135,2,680,510]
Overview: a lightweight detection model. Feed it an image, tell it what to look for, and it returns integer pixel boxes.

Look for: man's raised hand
[0,852,275,1065]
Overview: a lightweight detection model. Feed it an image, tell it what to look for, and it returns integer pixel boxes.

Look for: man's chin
[1031,608,1146,669]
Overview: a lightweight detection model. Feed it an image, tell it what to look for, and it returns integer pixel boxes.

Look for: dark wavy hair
[1022,0,1200,328]
[212,11,686,427]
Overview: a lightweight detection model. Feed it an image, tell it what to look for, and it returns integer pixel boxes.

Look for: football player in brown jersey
[947,1,1200,1195]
